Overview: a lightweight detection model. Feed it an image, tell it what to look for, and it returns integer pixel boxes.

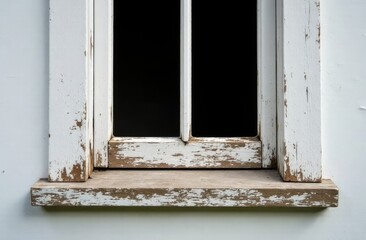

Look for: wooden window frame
[94,0,274,170]
[31,0,338,207]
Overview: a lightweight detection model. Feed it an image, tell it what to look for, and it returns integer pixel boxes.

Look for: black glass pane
[192,1,257,137]
[113,0,180,137]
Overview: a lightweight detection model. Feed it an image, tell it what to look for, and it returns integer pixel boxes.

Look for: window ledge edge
[31,170,338,208]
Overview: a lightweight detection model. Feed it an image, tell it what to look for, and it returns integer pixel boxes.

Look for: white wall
[1,0,365,239]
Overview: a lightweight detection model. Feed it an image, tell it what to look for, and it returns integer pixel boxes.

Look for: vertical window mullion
[180,0,192,142]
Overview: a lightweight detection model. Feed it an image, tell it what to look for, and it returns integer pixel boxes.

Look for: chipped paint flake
[109,137,261,168]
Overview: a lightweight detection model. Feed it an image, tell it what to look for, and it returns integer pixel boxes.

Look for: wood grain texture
[276,0,321,182]
[48,0,94,181]
[109,137,261,168]
[258,0,277,168]
[94,0,113,168]
[31,170,338,207]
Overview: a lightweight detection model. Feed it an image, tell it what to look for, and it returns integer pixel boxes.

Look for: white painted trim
[276,0,322,182]
[49,0,94,181]
[105,0,269,169]
[47,0,323,184]
[180,0,192,142]
[109,137,261,168]
[258,0,277,168]
[94,0,113,168]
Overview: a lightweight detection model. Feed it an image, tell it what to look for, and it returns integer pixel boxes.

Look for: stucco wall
[1,0,365,239]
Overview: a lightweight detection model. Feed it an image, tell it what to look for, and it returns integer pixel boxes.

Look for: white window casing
[276,0,322,182]
[48,0,320,181]
[48,0,94,181]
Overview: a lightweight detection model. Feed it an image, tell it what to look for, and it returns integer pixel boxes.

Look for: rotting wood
[109,137,261,168]
[31,170,338,207]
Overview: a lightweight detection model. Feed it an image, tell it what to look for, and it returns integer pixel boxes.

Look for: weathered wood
[94,0,113,168]
[109,137,261,168]
[258,0,277,168]
[276,0,321,182]
[31,170,338,207]
[180,0,192,142]
[92,1,275,169]
[49,0,94,181]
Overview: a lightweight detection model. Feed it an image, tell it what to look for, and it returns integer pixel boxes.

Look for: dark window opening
[192,1,257,137]
[113,0,180,137]
[113,0,257,138]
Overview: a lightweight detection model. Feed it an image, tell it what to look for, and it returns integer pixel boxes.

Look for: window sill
[31,170,338,207]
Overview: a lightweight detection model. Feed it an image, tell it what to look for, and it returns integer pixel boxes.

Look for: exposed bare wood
[276,0,321,182]
[109,137,261,168]
[94,0,113,168]
[31,170,338,207]
[258,0,277,168]
[48,0,94,181]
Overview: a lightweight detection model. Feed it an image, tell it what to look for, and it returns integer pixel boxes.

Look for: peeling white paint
[109,137,261,168]
[31,170,338,207]
[277,0,322,182]
[32,187,337,207]
[49,0,94,181]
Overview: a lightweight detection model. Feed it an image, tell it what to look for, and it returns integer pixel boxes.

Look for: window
[94,0,276,170]
[31,0,338,207]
